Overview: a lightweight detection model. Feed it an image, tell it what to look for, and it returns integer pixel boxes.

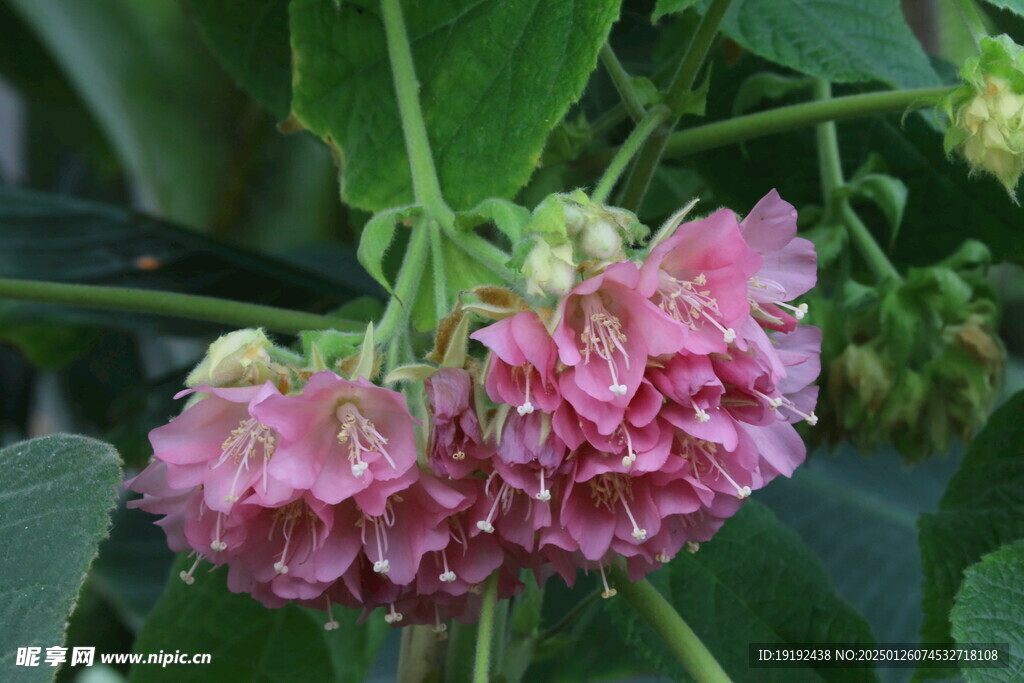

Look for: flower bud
[187,328,272,388]
[522,240,576,296]
[577,217,624,260]
[945,35,1024,196]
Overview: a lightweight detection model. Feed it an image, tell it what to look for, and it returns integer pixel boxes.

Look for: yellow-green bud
[578,218,624,261]
[522,241,576,296]
[945,35,1024,197]
[187,328,272,388]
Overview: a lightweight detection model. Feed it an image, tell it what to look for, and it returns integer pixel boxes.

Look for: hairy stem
[592,105,670,203]
[609,567,732,683]
[663,86,952,159]
[377,222,431,342]
[813,80,901,283]
[618,0,732,211]
[380,0,454,226]
[0,278,362,335]
[600,43,648,122]
[955,0,988,51]
[473,573,500,683]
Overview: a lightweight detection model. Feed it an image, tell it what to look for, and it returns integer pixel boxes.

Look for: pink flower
[739,190,817,331]
[147,381,286,513]
[553,261,683,408]
[255,371,418,508]
[471,311,560,415]
[425,368,492,479]
[639,209,761,354]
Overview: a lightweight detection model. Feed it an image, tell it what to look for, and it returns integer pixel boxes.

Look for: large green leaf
[981,1,1024,17]
[757,445,961,655]
[290,0,622,212]
[951,539,1024,682]
[6,0,237,228]
[0,435,122,682]
[185,0,292,119]
[0,186,379,335]
[608,501,877,681]
[707,0,939,88]
[918,391,1024,677]
[130,555,388,682]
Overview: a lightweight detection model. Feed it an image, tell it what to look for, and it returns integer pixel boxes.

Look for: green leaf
[841,173,908,249]
[359,206,424,294]
[951,539,1024,682]
[608,501,877,681]
[0,435,122,680]
[918,391,1024,678]
[757,445,962,648]
[982,0,1024,18]
[732,72,816,117]
[652,0,700,22]
[456,198,532,246]
[290,0,622,212]
[130,555,389,682]
[0,186,378,335]
[184,0,292,119]
[6,0,237,227]
[711,0,939,89]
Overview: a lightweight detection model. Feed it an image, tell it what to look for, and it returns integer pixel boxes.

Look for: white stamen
[351,461,369,477]
[274,561,288,574]
[372,518,390,573]
[324,598,339,631]
[440,570,457,582]
[517,401,534,416]
[599,564,617,599]
[179,556,202,585]
[777,301,809,320]
[476,520,494,533]
[373,560,390,574]
[655,551,671,564]
[384,605,403,624]
[691,398,710,423]
[214,418,276,501]
[620,496,647,541]
[337,404,396,478]
[535,469,551,501]
[609,383,627,396]
[686,541,701,554]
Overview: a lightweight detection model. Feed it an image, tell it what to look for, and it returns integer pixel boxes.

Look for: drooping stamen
[372,517,390,574]
[535,468,551,501]
[518,369,535,415]
[620,496,648,541]
[578,298,630,396]
[433,605,448,639]
[691,398,710,424]
[337,403,396,478]
[476,481,510,533]
[384,604,403,624]
[752,388,784,409]
[655,551,672,564]
[439,549,456,583]
[686,541,701,554]
[599,564,617,599]
[213,418,277,501]
[775,301,809,320]
[619,424,638,469]
[179,555,202,585]
[324,597,339,631]
[701,446,751,499]
[270,500,316,575]
[590,474,647,540]
[774,396,818,425]
[210,512,228,552]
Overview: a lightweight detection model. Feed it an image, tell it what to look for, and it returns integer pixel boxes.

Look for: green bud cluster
[944,35,1024,198]
[514,191,647,297]
[816,241,1004,462]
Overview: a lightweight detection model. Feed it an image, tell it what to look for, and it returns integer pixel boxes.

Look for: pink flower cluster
[129,190,819,627]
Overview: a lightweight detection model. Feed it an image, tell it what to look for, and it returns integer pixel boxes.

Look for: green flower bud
[187,328,272,388]
[522,240,576,296]
[577,217,624,261]
[945,35,1024,197]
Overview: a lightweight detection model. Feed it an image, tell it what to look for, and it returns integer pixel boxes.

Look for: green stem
[609,567,731,683]
[813,80,902,283]
[429,220,449,322]
[473,572,500,683]
[380,0,454,226]
[955,0,988,51]
[0,278,362,335]
[618,0,732,211]
[663,86,952,159]
[600,44,648,122]
[377,222,431,343]
[812,80,846,202]
[592,105,670,203]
